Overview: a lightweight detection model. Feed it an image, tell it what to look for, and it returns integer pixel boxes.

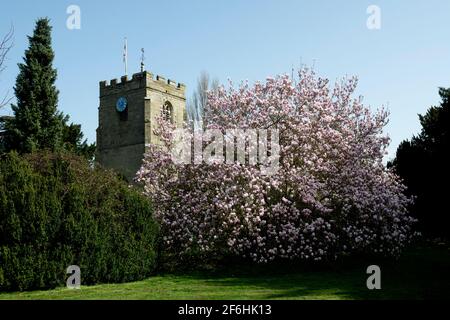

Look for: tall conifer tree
[4,18,62,153]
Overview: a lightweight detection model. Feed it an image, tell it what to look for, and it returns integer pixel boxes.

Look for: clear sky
[1,0,449,160]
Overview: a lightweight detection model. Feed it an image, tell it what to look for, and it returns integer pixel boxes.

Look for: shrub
[0,151,159,292]
[137,69,417,264]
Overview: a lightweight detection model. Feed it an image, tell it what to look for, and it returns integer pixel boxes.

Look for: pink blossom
[136,69,416,262]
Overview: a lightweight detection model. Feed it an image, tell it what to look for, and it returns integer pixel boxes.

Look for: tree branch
[0,25,14,108]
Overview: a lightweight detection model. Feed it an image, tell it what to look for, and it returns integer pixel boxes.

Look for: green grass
[1,244,449,300]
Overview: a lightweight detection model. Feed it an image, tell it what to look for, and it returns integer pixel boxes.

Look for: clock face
[116,97,128,112]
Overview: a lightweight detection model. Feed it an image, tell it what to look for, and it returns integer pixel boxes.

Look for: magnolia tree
[136,69,417,263]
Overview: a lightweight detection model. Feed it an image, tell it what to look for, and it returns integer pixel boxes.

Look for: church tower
[96,71,186,181]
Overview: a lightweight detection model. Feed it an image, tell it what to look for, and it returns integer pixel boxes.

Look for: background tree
[389,88,450,238]
[1,18,95,159]
[60,114,96,162]
[187,71,219,129]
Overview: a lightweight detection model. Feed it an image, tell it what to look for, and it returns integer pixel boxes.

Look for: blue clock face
[116,97,128,112]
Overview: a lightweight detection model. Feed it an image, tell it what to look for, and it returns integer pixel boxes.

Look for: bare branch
[0,25,14,73]
[0,24,14,108]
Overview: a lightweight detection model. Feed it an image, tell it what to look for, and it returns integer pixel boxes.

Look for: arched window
[162,101,173,123]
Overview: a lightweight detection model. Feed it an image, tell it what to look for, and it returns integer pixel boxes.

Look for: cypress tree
[4,18,62,153]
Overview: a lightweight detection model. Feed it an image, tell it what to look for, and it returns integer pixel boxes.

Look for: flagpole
[124,37,128,76]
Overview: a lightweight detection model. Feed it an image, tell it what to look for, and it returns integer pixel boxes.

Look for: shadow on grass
[162,244,450,300]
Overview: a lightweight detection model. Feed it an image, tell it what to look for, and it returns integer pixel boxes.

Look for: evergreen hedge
[0,151,159,292]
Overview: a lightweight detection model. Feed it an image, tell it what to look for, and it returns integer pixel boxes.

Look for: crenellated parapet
[100,71,186,98]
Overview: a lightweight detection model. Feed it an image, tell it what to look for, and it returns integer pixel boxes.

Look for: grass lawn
[1,244,449,300]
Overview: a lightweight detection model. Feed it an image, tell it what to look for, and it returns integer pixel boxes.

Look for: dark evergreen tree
[389,88,450,238]
[60,114,96,161]
[3,18,62,153]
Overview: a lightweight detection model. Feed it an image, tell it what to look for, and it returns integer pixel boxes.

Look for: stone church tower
[96,71,186,181]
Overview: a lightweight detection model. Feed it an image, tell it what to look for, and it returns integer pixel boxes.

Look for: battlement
[99,71,186,92]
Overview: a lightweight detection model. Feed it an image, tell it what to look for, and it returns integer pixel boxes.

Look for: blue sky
[1,0,449,160]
